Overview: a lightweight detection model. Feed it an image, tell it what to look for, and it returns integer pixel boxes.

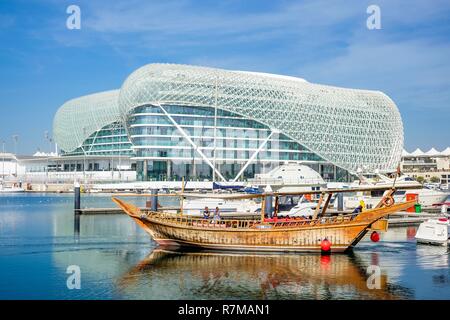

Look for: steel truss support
[156,103,227,182]
[232,130,275,182]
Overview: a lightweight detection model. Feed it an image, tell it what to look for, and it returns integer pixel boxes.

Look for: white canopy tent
[440,147,450,157]
[410,148,425,157]
[402,149,411,157]
[424,148,441,157]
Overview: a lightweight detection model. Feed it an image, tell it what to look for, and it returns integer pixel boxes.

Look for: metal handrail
[144,211,356,229]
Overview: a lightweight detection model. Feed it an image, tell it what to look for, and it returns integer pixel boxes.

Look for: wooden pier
[76,206,178,215]
[75,207,127,215]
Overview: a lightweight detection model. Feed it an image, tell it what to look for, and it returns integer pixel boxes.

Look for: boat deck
[141,211,360,230]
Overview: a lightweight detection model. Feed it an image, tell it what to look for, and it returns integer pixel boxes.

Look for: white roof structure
[441,147,450,156]
[424,148,440,156]
[53,90,120,152]
[33,151,58,157]
[118,64,403,173]
[410,148,425,156]
[403,147,450,157]
[402,149,411,156]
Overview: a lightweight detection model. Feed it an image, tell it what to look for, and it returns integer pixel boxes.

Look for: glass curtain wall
[62,122,133,156]
[128,104,338,181]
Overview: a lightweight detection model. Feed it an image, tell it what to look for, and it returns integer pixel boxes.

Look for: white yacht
[178,197,261,216]
[0,185,25,193]
[415,218,450,246]
[338,174,448,209]
[180,164,326,217]
[279,195,319,217]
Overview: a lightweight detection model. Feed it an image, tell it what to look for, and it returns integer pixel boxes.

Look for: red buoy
[321,238,331,253]
[370,231,380,242]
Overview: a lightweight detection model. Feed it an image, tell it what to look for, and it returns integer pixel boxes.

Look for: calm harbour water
[0,193,449,300]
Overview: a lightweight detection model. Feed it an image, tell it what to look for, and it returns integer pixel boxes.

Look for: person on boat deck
[352,200,366,214]
[203,206,210,219]
[213,207,221,221]
[359,200,365,211]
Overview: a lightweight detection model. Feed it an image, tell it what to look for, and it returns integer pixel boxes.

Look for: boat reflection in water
[117,248,414,300]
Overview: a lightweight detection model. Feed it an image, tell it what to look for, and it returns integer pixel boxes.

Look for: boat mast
[317,192,333,219]
[274,195,279,218]
[180,176,185,215]
[212,76,218,186]
[260,194,266,223]
[312,192,325,220]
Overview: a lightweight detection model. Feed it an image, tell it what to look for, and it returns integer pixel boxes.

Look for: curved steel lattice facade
[53,63,404,175]
[127,104,329,181]
[53,90,122,152]
[61,122,133,156]
[118,64,403,174]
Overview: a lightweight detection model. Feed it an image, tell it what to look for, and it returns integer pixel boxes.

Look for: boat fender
[370,231,380,242]
[320,238,331,253]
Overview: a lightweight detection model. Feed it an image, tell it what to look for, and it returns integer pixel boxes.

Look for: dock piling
[337,193,344,212]
[74,182,81,213]
[74,181,81,236]
[265,195,273,218]
[151,188,158,211]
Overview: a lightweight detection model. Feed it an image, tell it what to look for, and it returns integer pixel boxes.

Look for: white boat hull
[180,198,260,216]
[344,190,447,209]
[0,187,25,193]
[415,219,449,246]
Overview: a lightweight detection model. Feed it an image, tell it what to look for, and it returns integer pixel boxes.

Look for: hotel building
[51,64,404,183]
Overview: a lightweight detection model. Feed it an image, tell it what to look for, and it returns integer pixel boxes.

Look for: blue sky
[0,0,449,154]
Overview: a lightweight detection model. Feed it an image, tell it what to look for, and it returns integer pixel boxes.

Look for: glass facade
[62,122,133,156]
[119,64,403,174]
[128,104,332,181]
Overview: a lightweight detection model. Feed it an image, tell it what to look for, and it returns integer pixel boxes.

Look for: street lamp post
[110,125,114,181]
[82,127,87,185]
[109,122,122,182]
[1,140,5,185]
[12,135,18,178]
[44,131,53,185]
[118,123,122,181]
[212,76,218,184]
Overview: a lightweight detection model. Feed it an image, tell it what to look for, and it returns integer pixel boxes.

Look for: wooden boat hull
[133,219,372,253]
[113,197,416,253]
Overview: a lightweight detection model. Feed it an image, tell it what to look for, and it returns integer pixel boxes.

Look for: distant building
[1,152,135,184]
[401,147,450,186]
[0,153,18,178]
[51,63,404,183]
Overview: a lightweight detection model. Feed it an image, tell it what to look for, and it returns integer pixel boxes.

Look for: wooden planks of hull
[141,219,367,252]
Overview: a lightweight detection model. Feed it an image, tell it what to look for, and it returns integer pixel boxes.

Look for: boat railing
[142,211,357,229]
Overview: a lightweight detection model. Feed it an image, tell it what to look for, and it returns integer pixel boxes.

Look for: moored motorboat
[0,185,25,193]
[415,218,450,246]
[176,197,260,216]
[331,174,447,209]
